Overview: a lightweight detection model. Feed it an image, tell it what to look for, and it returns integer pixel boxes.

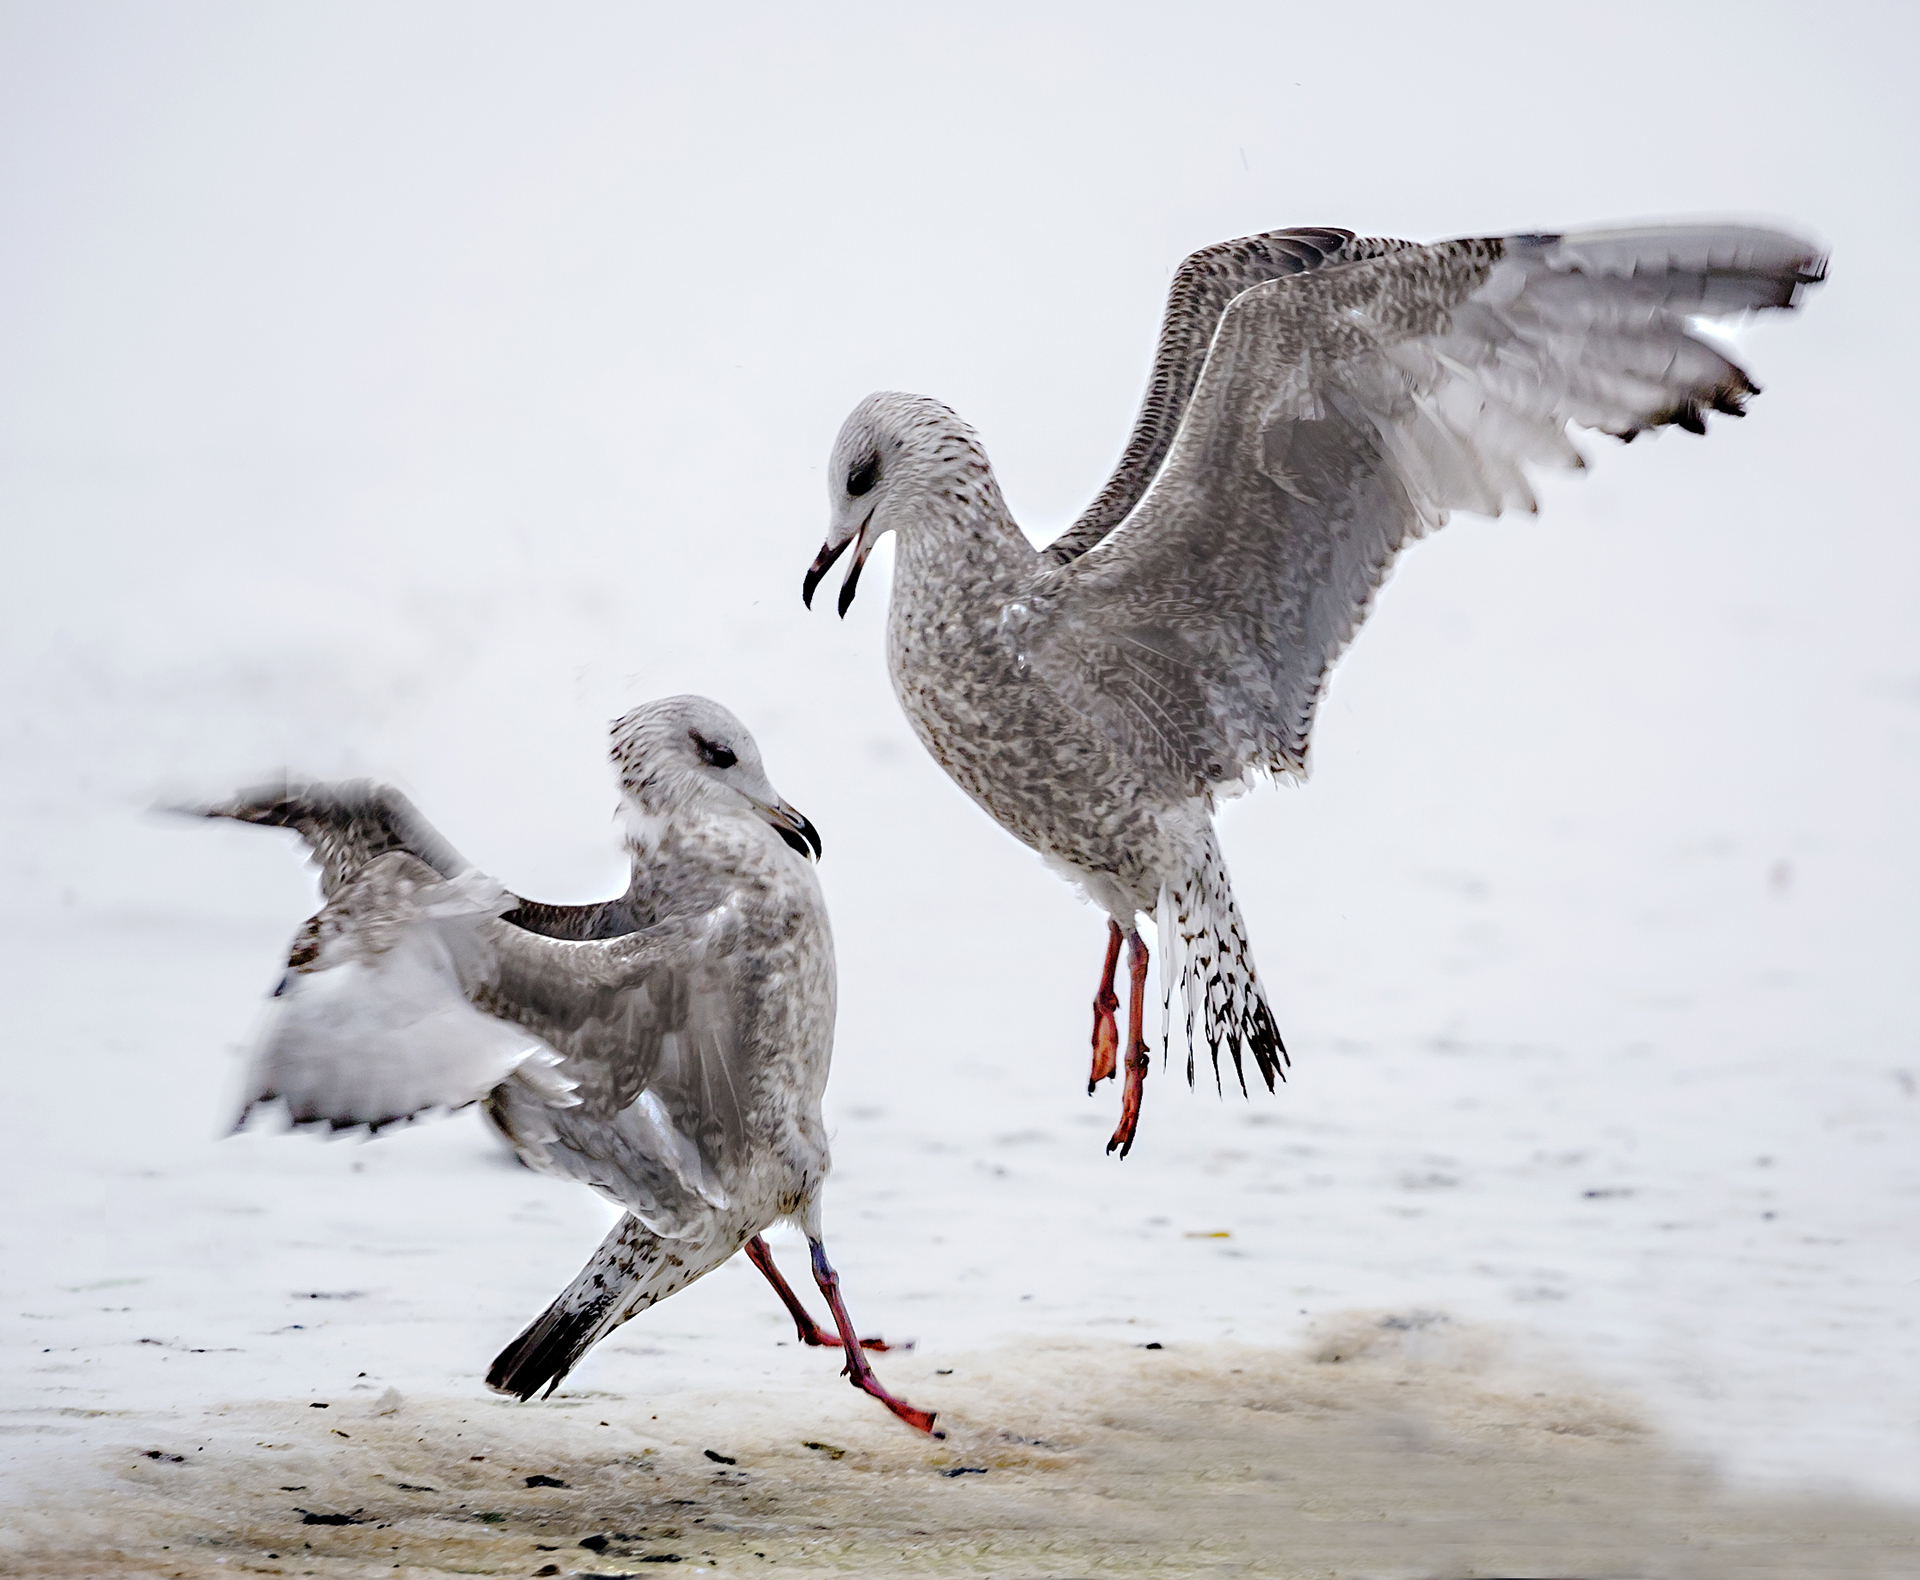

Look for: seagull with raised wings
[198,695,937,1434]
[803,223,1825,1156]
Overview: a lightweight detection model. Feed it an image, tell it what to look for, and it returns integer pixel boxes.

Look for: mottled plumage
[197,695,935,1433]
[805,223,1825,1152]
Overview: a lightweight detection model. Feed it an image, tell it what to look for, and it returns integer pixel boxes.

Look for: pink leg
[1107,930,1150,1158]
[744,1234,894,1351]
[1087,920,1123,1092]
[809,1239,941,1437]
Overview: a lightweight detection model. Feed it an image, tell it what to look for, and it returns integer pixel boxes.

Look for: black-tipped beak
[756,799,823,862]
[802,536,850,610]
[805,509,878,619]
[836,529,878,620]
[792,811,824,861]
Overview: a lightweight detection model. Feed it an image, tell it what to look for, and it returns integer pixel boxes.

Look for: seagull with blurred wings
[196,695,938,1435]
[803,223,1825,1156]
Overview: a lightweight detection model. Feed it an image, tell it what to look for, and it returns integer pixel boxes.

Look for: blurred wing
[199,780,473,897]
[209,782,776,1238]
[200,779,646,938]
[1023,225,1826,794]
[235,851,577,1133]
[1045,226,1415,565]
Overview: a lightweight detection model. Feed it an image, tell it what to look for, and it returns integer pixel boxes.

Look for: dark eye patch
[690,731,737,770]
[846,453,880,497]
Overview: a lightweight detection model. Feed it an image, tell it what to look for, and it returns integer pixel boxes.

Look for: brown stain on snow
[2,1320,1915,1578]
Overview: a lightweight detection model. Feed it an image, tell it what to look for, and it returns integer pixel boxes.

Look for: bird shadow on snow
[2,1315,1913,1580]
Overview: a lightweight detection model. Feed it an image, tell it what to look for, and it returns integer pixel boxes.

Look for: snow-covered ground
[3,4,1916,1572]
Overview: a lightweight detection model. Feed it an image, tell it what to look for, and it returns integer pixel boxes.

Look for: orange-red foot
[1088,920,1124,1092]
[810,1239,943,1438]
[863,1385,941,1436]
[1105,929,1151,1158]
[744,1235,896,1351]
[814,1329,896,1351]
[1107,1042,1149,1157]
[1089,1000,1120,1091]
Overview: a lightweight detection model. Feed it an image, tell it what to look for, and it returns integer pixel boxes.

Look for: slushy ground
[6,1325,1916,1579]
[3,884,1915,1578]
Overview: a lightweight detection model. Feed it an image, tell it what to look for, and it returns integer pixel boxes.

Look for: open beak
[801,536,848,610]
[802,509,877,619]
[748,795,823,862]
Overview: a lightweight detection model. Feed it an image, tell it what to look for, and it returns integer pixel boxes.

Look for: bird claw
[1088,1008,1119,1091]
[1107,1056,1148,1156]
[850,1372,940,1434]
[889,1401,942,1437]
[1087,922,1124,1092]
[842,1354,940,1435]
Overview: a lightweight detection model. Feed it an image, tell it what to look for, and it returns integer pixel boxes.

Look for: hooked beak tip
[769,810,822,862]
[803,536,850,611]
[759,797,823,862]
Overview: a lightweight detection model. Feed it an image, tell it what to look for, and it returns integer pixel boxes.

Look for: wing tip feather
[232,1091,463,1141]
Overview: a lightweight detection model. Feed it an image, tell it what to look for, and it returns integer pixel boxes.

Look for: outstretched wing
[200,779,473,896]
[231,849,577,1133]
[1022,225,1826,795]
[207,782,763,1239]
[200,779,647,938]
[1044,226,1415,565]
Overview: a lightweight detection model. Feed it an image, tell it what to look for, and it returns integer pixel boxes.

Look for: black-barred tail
[1155,837,1287,1095]
[487,1213,731,1400]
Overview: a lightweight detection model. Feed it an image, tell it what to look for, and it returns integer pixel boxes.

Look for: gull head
[609,695,821,861]
[804,391,983,618]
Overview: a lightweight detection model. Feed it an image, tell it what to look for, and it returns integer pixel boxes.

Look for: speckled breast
[884,572,1165,896]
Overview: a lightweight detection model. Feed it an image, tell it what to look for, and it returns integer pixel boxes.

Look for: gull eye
[846,453,880,497]
[690,731,737,770]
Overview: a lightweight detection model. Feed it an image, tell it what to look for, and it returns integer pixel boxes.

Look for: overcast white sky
[2,0,1916,1509]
